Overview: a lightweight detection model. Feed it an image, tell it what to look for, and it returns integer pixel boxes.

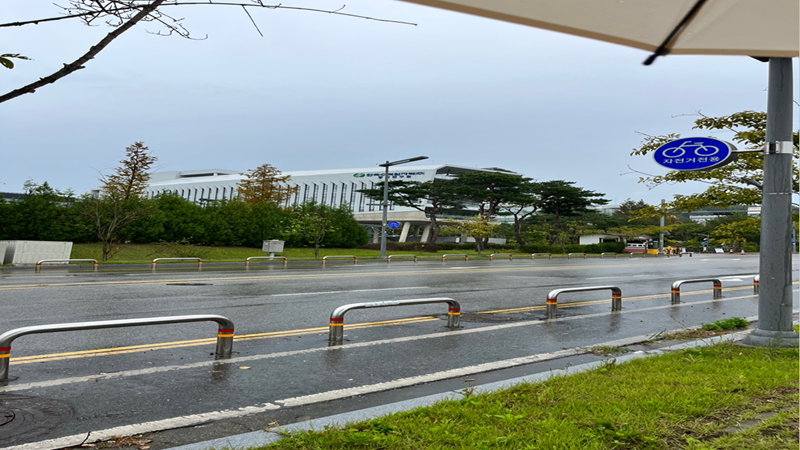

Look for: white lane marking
[271,287,428,297]
[586,275,648,280]
[3,289,781,394]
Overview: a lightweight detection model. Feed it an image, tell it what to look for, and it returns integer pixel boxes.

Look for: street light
[377,156,429,259]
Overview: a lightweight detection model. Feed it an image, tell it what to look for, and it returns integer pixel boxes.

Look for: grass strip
[252,343,797,450]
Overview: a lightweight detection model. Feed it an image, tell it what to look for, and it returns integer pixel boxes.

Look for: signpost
[387,221,401,229]
[652,137,736,171]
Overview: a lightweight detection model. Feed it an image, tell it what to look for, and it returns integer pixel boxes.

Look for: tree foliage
[101,141,157,199]
[237,164,298,205]
[360,179,464,246]
[441,215,496,254]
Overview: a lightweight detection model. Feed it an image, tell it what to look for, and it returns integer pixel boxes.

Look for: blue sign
[387,221,401,229]
[653,137,736,171]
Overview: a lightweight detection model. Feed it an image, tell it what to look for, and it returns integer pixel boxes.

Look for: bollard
[545,286,622,319]
[670,278,723,304]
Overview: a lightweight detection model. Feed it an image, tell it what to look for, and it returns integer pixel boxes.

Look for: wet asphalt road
[0,254,796,449]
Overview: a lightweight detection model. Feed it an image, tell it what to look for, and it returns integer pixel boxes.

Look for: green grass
[249,343,798,450]
[702,317,750,331]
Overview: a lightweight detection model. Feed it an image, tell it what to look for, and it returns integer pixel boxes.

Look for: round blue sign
[387,221,401,229]
[653,137,736,171]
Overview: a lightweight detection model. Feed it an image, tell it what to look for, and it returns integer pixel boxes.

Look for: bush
[518,242,625,254]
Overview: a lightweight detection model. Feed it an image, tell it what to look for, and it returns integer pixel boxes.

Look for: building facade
[145,165,518,243]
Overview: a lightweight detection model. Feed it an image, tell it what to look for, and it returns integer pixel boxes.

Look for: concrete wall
[1,240,73,265]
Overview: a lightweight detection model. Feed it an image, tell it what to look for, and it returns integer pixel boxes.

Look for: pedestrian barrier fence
[600,253,617,259]
[328,297,461,345]
[35,259,98,273]
[680,252,693,257]
[387,255,418,263]
[489,253,513,261]
[670,278,722,304]
[442,254,468,261]
[629,252,647,258]
[567,253,587,260]
[322,255,358,265]
[545,286,622,319]
[531,253,552,260]
[0,314,234,381]
[151,257,203,270]
[245,256,289,268]
[753,275,759,294]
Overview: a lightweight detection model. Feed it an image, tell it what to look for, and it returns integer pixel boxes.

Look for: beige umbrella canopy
[398,0,798,63]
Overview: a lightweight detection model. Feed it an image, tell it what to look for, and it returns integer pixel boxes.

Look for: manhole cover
[0,394,73,446]
[166,283,213,286]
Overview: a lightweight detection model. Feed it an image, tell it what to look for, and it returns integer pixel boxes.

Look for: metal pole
[658,199,665,253]
[380,162,389,259]
[742,58,798,347]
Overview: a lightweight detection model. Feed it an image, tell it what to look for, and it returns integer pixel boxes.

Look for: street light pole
[378,156,428,259]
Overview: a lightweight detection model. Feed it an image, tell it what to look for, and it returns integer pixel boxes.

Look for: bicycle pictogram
[661,140,720,158]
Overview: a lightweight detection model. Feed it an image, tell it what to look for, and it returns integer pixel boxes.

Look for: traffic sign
[387,221,401,229]
[653,137,736,171]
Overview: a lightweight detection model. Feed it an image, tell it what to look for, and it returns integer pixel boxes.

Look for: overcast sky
[2,1,797,205]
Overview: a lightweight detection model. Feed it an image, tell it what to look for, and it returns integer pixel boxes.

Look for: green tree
[442,215,496,254]
[289,202,335,258]
[237,164,298,205]
[630,111,800,214]
[101,142,157,199]
[454,172,539,246]
[10,180,76,241]
[77,142,158,260]
[360,179,463,246]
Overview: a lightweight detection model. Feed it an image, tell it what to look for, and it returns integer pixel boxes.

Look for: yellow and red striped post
[216,327,234,356]
[447,305,461,328]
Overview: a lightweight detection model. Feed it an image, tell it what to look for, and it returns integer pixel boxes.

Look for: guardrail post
[671,278,723,304]
[0,314,234,381]
[328,298,461,345]
[545,286,622,319]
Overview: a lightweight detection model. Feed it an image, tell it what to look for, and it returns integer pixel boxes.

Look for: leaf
[0,57,13,69]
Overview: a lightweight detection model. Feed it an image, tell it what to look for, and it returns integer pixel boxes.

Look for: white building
[145,165,518,243]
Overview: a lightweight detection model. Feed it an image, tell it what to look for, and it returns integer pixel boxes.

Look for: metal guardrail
[628,252,648,258]
[680,252,693,257]
[322,255,358,265]
[442,254,468,261]
[600,253,617,259]
[387,255,418,263]
[489,253,513,261]
[35,259,98,273]
[753,275,759,294]
[151,257,203,270]
[328,297,461,345]
[567,253,587,259]
[545,286,622,319]
[245,256,288,268]
[531,253,552,260]
[0,314,234,381]
[670,278,722,304]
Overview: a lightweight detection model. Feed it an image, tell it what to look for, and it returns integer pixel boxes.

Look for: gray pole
[742,58,798,347]
[380,162,389,259]
[658,199,665,253]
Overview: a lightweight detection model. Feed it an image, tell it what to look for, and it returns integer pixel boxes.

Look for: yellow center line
[8,275,777,365]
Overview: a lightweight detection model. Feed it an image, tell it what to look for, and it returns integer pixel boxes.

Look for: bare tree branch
[0,2,418,28]
[0,0,167,104]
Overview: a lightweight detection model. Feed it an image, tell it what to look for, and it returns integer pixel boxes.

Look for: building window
[350,183,356,208]
[181,189,185,198]
[303,184,309,203]
[321,184,328,205]
[368,182,376,212]
[222,187,226,200]
[358,182,366,212]
[312,184,319,202]
[200,188,205,201]
[341,182,348,206]
[330,184,337,207]
[193,189,198,202]
[215,187,219,200]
